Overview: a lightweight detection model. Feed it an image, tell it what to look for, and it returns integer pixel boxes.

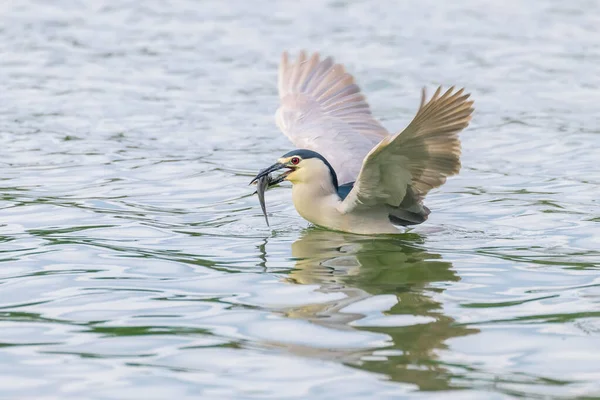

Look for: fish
[251,165,290,227]
[256,173,271,226]
[252,167,272,227]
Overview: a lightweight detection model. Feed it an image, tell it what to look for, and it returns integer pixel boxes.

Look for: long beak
[249,162,286,185]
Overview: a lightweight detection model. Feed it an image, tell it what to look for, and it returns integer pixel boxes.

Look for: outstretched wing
[275,51,389,184]
[339,87,474,213]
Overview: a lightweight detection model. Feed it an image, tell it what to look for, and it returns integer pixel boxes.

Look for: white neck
[291,181,341,228]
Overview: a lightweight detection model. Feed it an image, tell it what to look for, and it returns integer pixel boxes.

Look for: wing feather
[275,51,388,184]
[339,86,474,214]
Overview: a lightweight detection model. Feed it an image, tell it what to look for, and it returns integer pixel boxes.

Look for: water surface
[1,0,599,398]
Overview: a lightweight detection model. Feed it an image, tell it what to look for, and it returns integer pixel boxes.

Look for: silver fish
[250,166,274,227]
[251,165,289,227]
[256,173,271,226]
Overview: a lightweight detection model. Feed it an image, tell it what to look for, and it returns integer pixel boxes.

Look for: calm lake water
[1,0,599,398]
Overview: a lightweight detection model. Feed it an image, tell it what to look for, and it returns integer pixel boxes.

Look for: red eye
[291,157,300,165]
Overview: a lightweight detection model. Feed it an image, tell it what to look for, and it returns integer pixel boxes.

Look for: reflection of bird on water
[252,51,474,234]
[265,228,478,390]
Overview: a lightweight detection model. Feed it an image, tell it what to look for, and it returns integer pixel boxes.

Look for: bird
[251,51,474,235]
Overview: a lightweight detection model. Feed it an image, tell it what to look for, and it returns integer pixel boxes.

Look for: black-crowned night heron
[251,51,474,235]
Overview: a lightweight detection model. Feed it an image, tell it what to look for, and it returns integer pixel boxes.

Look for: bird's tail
[387,186,431,226]
[388,206,430,226]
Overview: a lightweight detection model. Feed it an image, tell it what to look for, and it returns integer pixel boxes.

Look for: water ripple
[1,0,600,398]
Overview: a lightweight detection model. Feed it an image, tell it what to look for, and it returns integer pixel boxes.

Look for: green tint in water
[1,0,600,399]
[285,229,478,391]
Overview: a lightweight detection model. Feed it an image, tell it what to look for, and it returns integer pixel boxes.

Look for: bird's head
[250,149,338,189]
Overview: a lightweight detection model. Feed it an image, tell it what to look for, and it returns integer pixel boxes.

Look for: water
[1,0,599,398]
